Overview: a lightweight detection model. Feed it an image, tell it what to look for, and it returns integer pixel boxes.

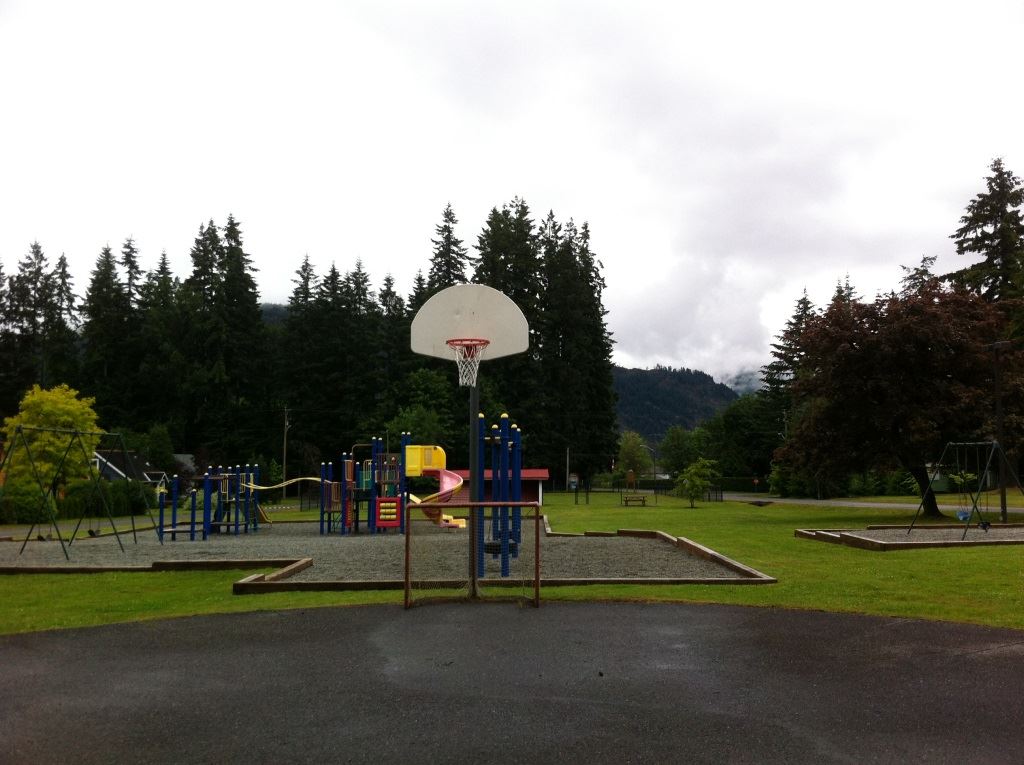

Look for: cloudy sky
[2,0,1021,382]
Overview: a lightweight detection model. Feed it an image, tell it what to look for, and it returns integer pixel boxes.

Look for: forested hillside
[614,365,737,444]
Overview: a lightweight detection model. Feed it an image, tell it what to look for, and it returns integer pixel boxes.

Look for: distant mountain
[614,365,738,444]
[723,368,763,395]
[261,303,288,327]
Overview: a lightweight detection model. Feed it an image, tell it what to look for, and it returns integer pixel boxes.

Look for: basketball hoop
[447,338,490,387]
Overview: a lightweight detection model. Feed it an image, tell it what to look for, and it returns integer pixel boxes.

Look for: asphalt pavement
[3,602,1024,764]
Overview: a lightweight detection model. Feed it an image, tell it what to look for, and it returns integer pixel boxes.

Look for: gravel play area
[852,525,1024,544]
[0,519,751,582]
[798,523,1024,550]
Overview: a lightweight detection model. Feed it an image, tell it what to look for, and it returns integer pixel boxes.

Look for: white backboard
[410,283,529,360]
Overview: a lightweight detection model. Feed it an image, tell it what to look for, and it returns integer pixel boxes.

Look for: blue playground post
[171,474,180,541]
[327,461,334,532]
[216,465,224,532]
[233,465,241,536]
[244,464,253,532]
[252,464,260,532]
[203,470,212,539]
[490,424,500,548]
[499,414,511,577]
[511,426,522,551]
[191,486,200,541]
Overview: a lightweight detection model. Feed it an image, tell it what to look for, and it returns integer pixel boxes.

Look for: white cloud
[1,0,1020,383]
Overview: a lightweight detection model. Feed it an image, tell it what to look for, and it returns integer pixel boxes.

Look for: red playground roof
[453,468,550,481]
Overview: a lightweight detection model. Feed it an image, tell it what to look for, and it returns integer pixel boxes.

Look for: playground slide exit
[405,445,466,528]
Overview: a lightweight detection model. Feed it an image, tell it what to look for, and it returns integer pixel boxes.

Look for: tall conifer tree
[41,254,80,388]
[535,214,617,479]
[80,245,130,424]
[472,198,544,435]
[427,203,471,294]
[950,158,1024,301]
[136,251,185,437]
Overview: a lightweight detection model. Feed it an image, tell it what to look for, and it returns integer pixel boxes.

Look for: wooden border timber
[796,526,1024,551]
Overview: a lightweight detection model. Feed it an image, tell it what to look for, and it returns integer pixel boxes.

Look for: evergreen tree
[427,203,471,293]
[338,259,382,439]
[472,198,544,440]
[950,158,1024,301]
[80,245,131,424]
[40,254,80,389]
[374,273,417,425]
[120,237,143,309]
[0,259,18,417]
[4,243,76,396]
[473,198,542,326]
[407,269,430,313]
[899,255,937,295]
[136,251,185,439]
[184,221,223,308]
[761,289,815,411]
[291,254,319,308]
[534,214,617,480]
[6,243,49,390]
[217,215,267,454]
[177,221,229,454]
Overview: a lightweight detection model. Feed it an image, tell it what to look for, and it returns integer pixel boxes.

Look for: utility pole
[991,342,1010,523]
[282,407,291,501]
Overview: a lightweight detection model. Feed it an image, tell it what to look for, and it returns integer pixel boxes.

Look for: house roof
[94,450,168,482]
[452,468,550,481]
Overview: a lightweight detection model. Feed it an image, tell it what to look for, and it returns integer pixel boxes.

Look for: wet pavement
[3,602,1023,763]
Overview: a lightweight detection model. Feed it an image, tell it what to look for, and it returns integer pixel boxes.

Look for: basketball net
[447,338,489,387]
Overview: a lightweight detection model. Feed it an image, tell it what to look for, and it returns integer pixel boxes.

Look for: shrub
[0,481,52,524]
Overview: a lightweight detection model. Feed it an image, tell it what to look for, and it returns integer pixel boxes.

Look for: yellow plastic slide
[405,445,466,528]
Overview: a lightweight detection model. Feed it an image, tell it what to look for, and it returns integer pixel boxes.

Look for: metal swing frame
[909,441,1022,540]
[0,426,162,560]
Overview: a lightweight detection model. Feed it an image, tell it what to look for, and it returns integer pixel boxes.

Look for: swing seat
[956,510,970,522]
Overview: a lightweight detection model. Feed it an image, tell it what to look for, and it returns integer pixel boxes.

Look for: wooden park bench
[622,494,647,507]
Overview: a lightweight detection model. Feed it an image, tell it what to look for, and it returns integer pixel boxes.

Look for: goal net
[404,501,540,607]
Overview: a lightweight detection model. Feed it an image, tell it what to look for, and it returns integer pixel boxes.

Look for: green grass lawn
[542,493,1024,629]
[1,492,1022,635]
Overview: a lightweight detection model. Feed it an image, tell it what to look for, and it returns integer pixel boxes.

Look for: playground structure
[909,441,1024,539]
[158,464,274,541]
[315,436,466,536]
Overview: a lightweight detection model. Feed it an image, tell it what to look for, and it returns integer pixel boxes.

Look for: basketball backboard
[410,283,529,360]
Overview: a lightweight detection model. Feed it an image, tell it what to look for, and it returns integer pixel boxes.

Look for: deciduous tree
[775,279,1011,515]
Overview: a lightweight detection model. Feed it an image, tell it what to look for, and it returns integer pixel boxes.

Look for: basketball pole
[468,383,480,599]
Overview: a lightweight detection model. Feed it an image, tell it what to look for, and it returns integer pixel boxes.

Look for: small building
[93,450,169,490]
[451,468,550,505]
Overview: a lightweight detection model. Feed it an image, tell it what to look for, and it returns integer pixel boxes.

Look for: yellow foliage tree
[1,385,102,523]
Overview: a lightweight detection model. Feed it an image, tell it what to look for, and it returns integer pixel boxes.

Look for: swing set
[909,441,1023,540]
[0,426,162,560]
